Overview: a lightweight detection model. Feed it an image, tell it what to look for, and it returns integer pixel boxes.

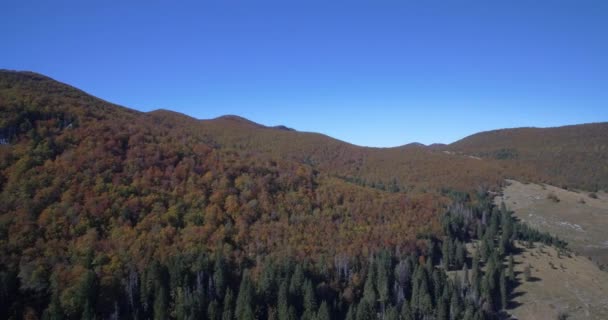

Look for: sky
[2,1,607,147]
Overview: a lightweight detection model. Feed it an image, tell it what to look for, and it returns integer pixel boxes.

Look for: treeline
[439,190,568,316]
[2,189,566,320]
[4,247,493,320]
[338,176,403,193]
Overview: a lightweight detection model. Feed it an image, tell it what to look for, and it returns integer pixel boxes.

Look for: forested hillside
[0,71,593,319]
[447,123,608,191]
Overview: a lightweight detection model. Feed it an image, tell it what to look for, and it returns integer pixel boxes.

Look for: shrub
[523,264,532,281]
[547,192,560,202]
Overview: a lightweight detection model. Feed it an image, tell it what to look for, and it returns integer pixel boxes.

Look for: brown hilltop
[447,123,608,191]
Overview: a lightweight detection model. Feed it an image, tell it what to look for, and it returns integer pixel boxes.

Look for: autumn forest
[0,71,606,319]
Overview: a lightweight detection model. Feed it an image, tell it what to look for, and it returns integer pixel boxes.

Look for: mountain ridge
[2,69,607,192]
[5,70,606,150]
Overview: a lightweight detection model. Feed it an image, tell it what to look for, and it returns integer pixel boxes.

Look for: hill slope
[447,124,608,191]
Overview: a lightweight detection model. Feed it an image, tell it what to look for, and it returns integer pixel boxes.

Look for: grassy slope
[494,181,608,319]
[495,179,608,268]
[509,242,608,320]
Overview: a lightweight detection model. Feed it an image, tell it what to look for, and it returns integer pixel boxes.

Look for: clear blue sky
[2,1,607,147]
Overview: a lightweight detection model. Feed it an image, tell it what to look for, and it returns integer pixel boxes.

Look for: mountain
[0,69,444,271]
[1,70,605,319]
[447,123,608,191]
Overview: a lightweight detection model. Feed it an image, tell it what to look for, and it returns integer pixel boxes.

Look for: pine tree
[455,241,466,269]
[385,305,399,320]
[153,285,168,320]
[345,303,357,320]
[462,263,470,289]
[82,301,95,320]
[258,261,276,305]
[277,280,290,320]
[235,272,254,320]
[222,289,234,320]
[471,251,481,291]
[317,301,330,320]
[302,280,317,320]
[499,269,507,310]
[450,288,462,320]
[289,265,305,304]
[79,270,97,320]
[415,275,433,318]
[400,301,413,320]
[356,300,374,320]
[213,254,226,299]
[376,260,390,312]
[363,263,377,304]
[208,299,219,320]
[44,274,63,320]
[507,254,515,283]
[442,239,450,270]
[462,303,475,320]
[524,264,532,282]
[436,296,448,320]
[476,222,484,240]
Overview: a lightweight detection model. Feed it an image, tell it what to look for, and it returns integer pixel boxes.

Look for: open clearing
[508,242,608,320]
[495,179,608,267]
[493,180,608,319]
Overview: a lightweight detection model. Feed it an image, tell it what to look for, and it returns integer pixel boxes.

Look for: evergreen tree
[345,303,357,320]
[471,251,481,292]
[400,301,413,320]
[436,296,448,320]
[79,270,97,319]
[507,254,515,283]
[172,287,190,320]
[363,263,377,304]
[208,299,219,320]
[82,301,95,320]
[213,254,226,299]
[442,239,450,270]
[476,222,484,240]
[317,301,330,320]
[499,233,509,256]
[524,264,532,282]
[302,280,317,320]
[450,288,462,320]
[222,289,234,320]
[376,259,390,311]
[455,240,466,269]
[499,269,507,310]
[289,265,305,304]
[462,303,475,320]
[258,261,276,305]
[235,272,254,320]
[277,280,290,320]
[418,280,433,317]
[462,263,470,288]
[385,306,399,320]
[356,300,374,320]
[44,275,63,320]
[153,285,168,320]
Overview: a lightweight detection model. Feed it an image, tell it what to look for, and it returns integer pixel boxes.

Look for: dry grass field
[492,180,608,319]
[508,242,608,320]
[495,179,608,268]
